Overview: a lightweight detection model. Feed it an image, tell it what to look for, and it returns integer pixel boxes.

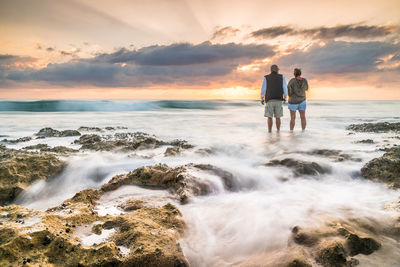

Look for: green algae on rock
[361,146,400,188]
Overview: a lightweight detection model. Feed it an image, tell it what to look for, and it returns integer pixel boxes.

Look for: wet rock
[291,226,318,246]
[92,224,103,235]
[345,233,380,256]
[1,136,32,143]
[316,242,347,267]
[119,199,145,211]
[355,139,374,144]
[74,132,167,152]
[78,126,103,132]
[35,127,81,137]
[266,158,330,176]
[361,146,400,188]
[346,122,400,133]
[286,259,312,267]
[23,144,78,153]
[192,164,237,191]
[0,197,187,266]
[305,149,358,162]
[164,147,182,157]
[195,148,214,156]
[168,140,194,149]
[101,164,234,204]
[59,130,81,137]
[0,153,65,204]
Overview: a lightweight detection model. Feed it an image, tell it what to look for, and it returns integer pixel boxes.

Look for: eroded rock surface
[287,223,382,267]
[36,127,81,137]
[266,158,330,176]
[0,153,65,204]
[101,163,235,204]
[346,122,400,133]
[361,146,400,188]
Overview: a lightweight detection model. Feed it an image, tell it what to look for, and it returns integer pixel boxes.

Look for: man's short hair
[294,68,301,77]
[271,65,279,72]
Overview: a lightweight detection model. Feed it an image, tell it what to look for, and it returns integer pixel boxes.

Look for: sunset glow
[1,0,399,99]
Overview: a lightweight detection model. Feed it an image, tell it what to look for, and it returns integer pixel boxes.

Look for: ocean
[1,99,400,266]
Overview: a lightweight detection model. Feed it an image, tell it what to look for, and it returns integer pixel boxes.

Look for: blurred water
[1,100,400,266]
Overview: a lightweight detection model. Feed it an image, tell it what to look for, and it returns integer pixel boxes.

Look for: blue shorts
[288,100,306,111]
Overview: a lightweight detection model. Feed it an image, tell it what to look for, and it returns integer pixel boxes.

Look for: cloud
[251,26,295,38]
[3,42,275,87]
[210,26,240,40]
[92,41,271,66]
[278,41,400,74]
[251,23,398,40]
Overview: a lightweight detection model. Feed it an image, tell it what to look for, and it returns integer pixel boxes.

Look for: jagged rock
[355,139,374,144]
[361,146,400,188]
[1,136,32,143]
[0,153,65,204]
[59,130,81,137]
[101,164,235,204]
[118,199,145,211]
[164,147,182,157]
[35,128,81,137]
[168,140,194,149]
[0,186,188,266]
[23,144,78,153]
[78,126,103,132]
[291,226,318,246]
[192,164,237,191]
[266,158,330,176]
[345,234,381,256]
[304,149,359,162]
[286,259,312,267]
[316,242,347,267]
[346,122,400,133]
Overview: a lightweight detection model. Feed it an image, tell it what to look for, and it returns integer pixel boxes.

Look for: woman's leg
[290,110,296,131]
[299,110,306,131]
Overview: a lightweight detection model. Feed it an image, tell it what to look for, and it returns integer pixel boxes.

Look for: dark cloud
[3,42,275,87]
[59,48,81,56]
[251,24,397,40]
[278,41,400,74]
[92,41,271,66]
[251,26,295,38]
[211,26,240,40]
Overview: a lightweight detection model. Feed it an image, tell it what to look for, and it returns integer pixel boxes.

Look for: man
[261,64,288,132]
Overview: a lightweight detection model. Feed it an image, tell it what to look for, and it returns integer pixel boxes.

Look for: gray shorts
[264,100,283,118]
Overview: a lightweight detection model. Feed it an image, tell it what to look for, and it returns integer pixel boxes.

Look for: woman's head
[294,68,301,77]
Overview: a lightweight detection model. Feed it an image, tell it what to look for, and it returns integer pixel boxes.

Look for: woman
[287,68,309,131]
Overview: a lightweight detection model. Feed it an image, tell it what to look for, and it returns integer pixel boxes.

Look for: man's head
[270,64,279,73]
[294,68,302,77]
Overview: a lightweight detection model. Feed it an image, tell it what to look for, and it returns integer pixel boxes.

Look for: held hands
[261,100,264,105]
[283,98,286,104]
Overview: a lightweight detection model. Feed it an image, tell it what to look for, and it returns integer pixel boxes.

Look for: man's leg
[299,110,306,131]
[267,117,273,133]
[275,118,281,132]
[290,110,296,131]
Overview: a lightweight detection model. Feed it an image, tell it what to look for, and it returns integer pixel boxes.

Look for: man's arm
[260,77,267,104]
[282,75,288,102]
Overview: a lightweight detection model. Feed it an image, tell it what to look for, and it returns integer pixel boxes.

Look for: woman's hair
[294,68,301,77]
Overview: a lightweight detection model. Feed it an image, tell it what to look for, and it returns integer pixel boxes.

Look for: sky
[0,0,399,100]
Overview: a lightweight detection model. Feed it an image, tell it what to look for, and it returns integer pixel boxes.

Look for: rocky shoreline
[0,122,399,266]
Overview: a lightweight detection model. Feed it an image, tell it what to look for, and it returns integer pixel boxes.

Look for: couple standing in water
[260,64,309,132]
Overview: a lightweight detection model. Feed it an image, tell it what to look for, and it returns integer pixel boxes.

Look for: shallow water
[1,100,400,266]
